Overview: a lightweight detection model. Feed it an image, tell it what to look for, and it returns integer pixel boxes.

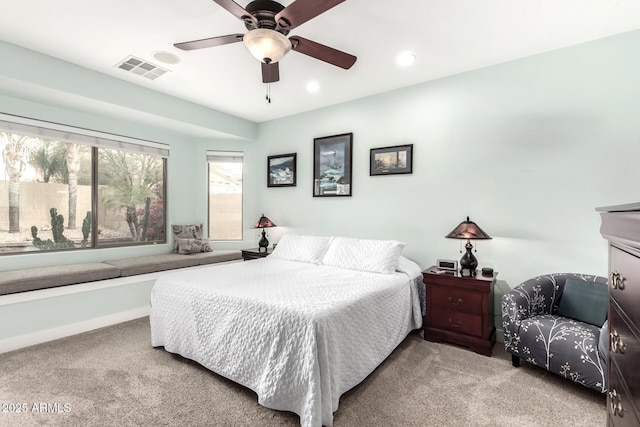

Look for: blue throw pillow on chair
[557,278,608,326]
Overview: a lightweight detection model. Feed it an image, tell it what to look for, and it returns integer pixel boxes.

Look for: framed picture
[267,153,297,187]
[370,144,413,176]
[313,133,353,197]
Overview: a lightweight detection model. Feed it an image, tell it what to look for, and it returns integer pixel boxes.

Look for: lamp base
[258,229,269,252]
[459,240,478,276]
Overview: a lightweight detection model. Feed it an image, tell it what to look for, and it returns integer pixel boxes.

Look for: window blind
[206,150,244,163]
[0,113,170,157]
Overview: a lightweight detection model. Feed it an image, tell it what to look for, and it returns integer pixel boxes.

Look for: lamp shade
[254,214,276,229]
[445,216,491,240]
[243,29,291,64]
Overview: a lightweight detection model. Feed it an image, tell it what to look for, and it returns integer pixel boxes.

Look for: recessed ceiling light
[396,52,416,67]
[152,51,180,65]
[306,81,320,93]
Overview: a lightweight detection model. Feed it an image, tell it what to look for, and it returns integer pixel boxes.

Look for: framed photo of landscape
[370,144,413,176]
[267,153,297,187]
[313,133,353,197]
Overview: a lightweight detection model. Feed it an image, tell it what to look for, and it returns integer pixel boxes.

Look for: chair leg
[511,354,520,367]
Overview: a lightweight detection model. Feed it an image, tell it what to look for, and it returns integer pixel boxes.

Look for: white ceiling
[1,0,640,124]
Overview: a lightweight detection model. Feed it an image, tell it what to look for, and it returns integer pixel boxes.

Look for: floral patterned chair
[502,273,608,393]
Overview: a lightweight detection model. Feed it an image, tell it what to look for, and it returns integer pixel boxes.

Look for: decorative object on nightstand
[423,266,496,356]
[445,216,492,276]
[253,214,276,252]
[241,247,272,261]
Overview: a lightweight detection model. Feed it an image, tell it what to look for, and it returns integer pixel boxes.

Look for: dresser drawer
[430,285,483,315]
[610,247,640,326]
[429,306,483,337]
[609,358,640,427]
[609,301,640,419]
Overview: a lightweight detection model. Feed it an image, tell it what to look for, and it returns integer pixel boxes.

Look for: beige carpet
[0,318,605,426]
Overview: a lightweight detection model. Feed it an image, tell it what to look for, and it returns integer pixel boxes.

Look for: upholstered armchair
[502,273,608,393]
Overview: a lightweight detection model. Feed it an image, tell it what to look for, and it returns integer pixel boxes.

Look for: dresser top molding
[598,203,640,254]
[596,202,640,213]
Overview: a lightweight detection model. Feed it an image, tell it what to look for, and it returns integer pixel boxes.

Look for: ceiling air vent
[115,56,169,80]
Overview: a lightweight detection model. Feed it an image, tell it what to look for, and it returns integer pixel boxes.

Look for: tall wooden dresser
[598,203,640,426]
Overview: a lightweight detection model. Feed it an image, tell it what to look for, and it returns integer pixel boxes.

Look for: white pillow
[270,234,333,264]
[396,255,423,279]
[322,237,406,274]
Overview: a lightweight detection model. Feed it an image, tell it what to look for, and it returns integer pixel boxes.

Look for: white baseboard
[0,306,150,354]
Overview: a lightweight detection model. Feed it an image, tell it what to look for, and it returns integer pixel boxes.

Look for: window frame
[0,113,169,255]
[207,150,244,241]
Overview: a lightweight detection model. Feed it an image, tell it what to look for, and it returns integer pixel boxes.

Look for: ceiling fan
[174,0,357,84]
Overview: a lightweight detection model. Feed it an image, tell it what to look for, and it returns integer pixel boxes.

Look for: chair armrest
[501,275,559,352]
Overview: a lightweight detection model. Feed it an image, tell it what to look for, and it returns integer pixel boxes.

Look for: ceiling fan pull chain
[266,82,271,103]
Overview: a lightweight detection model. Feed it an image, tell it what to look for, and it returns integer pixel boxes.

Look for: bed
[150,235,423,427]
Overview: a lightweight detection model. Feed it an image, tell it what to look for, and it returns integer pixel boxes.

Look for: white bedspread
[150,257,423,427]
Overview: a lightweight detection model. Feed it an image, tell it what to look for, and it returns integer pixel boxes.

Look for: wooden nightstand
[423,266,496,356]
[241,248,271,261]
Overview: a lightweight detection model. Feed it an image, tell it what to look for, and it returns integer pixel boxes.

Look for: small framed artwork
[370,144,413,176]
[267,153,297,187]
[313,133,353,197]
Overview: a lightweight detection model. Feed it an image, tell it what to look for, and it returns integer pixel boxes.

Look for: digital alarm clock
[437,259,458,271]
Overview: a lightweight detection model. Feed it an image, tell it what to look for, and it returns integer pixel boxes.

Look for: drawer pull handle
[448,318,461,327]
[611,272,626,290]
[448,297,463,306]
[610,330,627,354]
[609,389,624,417]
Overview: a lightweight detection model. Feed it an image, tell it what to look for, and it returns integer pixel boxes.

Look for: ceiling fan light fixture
[243,28,291,64]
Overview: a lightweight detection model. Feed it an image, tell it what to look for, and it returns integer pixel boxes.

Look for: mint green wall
[255,30,640,289]
[2,31,639,344]
[0,281,155,339]
[0,42,260,343]
[0,40,261,271]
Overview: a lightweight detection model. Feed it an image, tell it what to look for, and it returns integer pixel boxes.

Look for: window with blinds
[207,151,243,241]
[0,113,168,254]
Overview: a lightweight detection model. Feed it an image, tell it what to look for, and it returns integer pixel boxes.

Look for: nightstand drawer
[429,306,483,337]
[430,285,483,315]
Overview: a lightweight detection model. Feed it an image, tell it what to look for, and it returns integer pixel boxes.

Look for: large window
[208,151,243,241]
[0,114,168,254]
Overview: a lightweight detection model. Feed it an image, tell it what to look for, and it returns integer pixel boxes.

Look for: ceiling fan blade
[174,34,244,51]
[262,62,280,83]
[212,0,258,26]
[290,36,356,69]
[275,0,345,31]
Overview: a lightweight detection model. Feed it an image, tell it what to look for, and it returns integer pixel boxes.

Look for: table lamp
[445,216,491,276]
[254,214,276,252]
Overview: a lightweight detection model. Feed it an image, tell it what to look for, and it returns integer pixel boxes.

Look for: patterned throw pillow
[171,224,203,253]
[176,238,212,254]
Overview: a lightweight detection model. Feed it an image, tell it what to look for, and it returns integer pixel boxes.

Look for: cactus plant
[31,208,75,250]
[81,211,91,247]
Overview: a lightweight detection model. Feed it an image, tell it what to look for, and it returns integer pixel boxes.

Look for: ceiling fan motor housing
[243,0,290,35]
